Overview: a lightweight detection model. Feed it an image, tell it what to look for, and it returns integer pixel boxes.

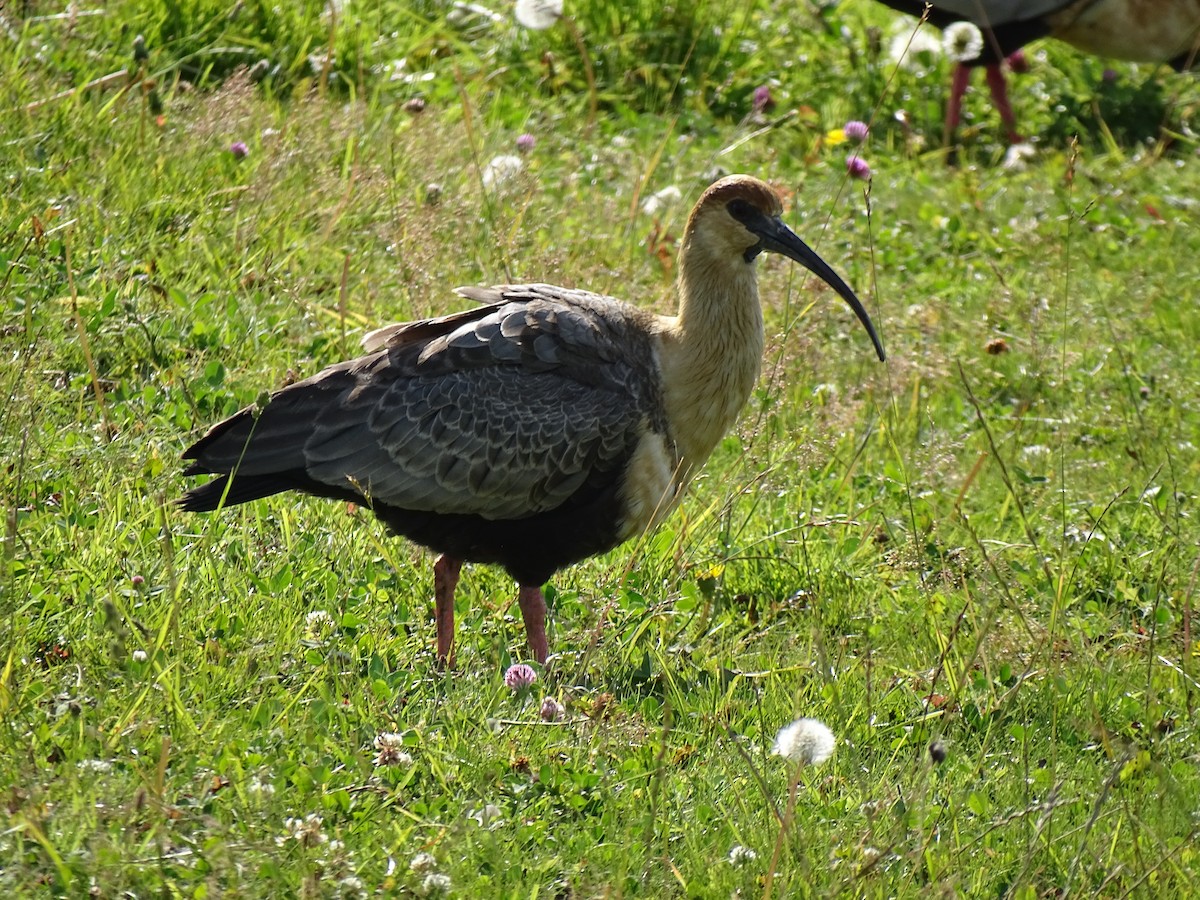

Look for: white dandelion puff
[482,154,524,190]
[641,185,682,216]
[888,24,942,71]
[515,0,563,30]
[943,21,984,63]
[772,718,836,766]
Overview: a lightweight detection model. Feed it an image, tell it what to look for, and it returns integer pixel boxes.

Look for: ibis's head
[686,175,886,362]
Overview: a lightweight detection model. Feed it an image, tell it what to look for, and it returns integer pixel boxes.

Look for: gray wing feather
[290,286,663,520]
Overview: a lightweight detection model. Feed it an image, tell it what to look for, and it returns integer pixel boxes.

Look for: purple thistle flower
[504,663,537,691]
[751,85,774,113]
[516,133,535,153]
[844,120,869,143]
[846,155,871,180]
[230,141,249,159]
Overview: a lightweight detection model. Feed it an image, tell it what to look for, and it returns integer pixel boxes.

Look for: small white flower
[420,872,452,895]
[942,21,984,63]
[373,732,414,768]
[306,610,335,632]
[728,844,758,865]
[278,813,327,848]
[468,802,503,828]
[772,718,835,766]
[77,759,113,773]
[410,852,438,873]
[482,154,523,190]
[248,775,276,796]
[641,185,682,216]
[132,649,148,662]
[515,0,562,30]
[1001,142,1037,171]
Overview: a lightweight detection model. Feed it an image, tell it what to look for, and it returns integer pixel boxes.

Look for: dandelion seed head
[641,185,682,216]
[482,154,523,190]
[888,25,942,71]
[515,0,562,30]
[943,21,984,62]
[772,718,836,766]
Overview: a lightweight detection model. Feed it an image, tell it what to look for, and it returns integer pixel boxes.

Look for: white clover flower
[641,185,682,216]
[306,609,335,632]
[278,813,327,848]
[482,154,524,190]
[410,852,438,873]
[1002,142,1037,171]
[772,718,835,766]
[728,844,758,865]
[515,0,562,30]
[421,872,452,895]
[373,732,414,768]
[468,802,503,828]
[943,21,984,63]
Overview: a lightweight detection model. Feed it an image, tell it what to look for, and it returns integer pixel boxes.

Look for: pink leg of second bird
[517,585,549,664]
[433,554,462,664]
[984,63,1023,143]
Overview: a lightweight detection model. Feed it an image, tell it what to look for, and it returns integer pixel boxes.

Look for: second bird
[180,175,886,664]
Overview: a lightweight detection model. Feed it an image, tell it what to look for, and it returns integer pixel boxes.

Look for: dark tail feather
[178,473,300,512]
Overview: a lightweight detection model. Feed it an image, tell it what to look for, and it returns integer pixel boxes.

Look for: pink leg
[984,63,1023,144]
[946,63,971,138]
[433,555,462,665]
[517,584,549,664]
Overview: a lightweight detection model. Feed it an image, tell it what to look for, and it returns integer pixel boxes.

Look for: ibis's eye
[726,198,757,226]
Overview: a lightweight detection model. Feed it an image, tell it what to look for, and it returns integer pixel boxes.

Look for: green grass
[2,1,1199,896]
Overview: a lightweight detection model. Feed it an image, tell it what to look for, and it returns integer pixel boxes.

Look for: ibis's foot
[984,63,1023,145]
[517,584,549,664]
[434,555,462,667]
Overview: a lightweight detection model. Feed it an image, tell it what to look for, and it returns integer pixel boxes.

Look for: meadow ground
[2,1,1199,896]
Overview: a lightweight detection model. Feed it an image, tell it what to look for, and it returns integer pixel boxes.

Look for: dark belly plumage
[181,461,630,587]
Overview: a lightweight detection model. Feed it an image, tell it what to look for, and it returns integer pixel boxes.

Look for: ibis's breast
[617,429,683,540]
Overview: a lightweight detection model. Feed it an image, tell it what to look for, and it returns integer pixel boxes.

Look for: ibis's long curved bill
[741,210,886,362]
